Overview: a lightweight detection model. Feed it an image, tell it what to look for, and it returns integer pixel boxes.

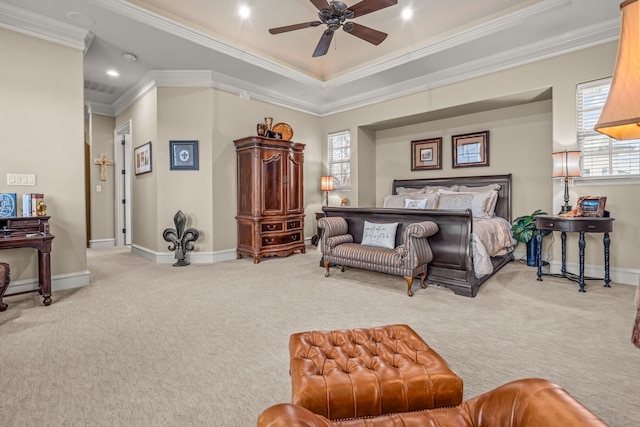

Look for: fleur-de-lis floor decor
[163,210,199,266]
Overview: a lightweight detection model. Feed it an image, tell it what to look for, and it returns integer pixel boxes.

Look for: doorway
[114,120,132,246]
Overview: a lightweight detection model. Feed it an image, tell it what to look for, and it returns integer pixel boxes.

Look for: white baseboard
[89,238,115,248]
[6,269,90,295]
[511,248,638,286]
[130,244,237,264]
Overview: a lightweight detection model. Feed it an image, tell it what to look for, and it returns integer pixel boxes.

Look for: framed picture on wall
[411,138,442,171]
[134,141,152,175]
[170,140,199,170]
[452,131,489,168]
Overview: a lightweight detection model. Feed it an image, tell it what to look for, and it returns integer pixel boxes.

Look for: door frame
[114,120,132,246]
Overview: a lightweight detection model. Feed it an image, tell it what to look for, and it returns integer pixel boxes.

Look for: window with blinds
[577,79,640,177]
[328,130,351,190]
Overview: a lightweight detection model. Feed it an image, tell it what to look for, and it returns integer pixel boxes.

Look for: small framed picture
[411,138,442,171]
[577,196,607,217]
[134,142,152,175]
[170,140,199,170]
[452,131,490,168]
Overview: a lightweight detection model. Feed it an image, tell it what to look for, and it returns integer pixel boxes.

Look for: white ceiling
[0,0,622,116]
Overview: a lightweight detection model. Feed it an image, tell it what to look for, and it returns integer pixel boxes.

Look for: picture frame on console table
[452,130,489,168]
[411,138,442,171]
[577,196,607,217]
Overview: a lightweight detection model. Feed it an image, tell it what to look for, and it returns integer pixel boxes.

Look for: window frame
[327,130,351,191]
[576,78,640,183]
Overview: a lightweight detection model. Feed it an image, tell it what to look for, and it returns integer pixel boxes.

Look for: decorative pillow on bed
[438,190,498,218]
[383,194,406,208]
[395,187,425,196]
[404,198,427,209]
[436,192,474,210]
[422,184,459,193]
[361,221,398,249]
[404,192,439,209]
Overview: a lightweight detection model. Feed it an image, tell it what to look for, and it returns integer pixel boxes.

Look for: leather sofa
[257,378,608,426]
[318,216,438,296]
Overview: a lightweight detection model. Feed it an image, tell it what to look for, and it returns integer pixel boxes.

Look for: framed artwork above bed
[411,138,442,171]
[452,131,489,168]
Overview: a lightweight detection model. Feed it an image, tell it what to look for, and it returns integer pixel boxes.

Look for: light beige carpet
[0,246,638,426]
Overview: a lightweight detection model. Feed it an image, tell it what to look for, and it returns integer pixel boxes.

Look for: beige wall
[116,86,323,255]
[0,28,87,286]
[89,114,116,242]
[117,89,159,250]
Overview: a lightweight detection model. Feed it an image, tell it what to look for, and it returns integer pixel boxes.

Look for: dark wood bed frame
[322,174,513,297]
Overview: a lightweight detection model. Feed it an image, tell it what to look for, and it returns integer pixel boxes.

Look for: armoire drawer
[262,231,302,247]
[261,222,284,233]
[286,220,302,230]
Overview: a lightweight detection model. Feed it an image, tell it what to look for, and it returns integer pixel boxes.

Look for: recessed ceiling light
[401,7,413,21]
[239,5,250,19]
[107,70,119,77]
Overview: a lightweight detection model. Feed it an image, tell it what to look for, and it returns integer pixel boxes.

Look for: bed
[322,174,515,297]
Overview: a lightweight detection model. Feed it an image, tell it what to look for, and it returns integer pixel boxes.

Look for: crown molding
[317,18,620,115]
[89,0,322,87]
[0,1,88,50]
[323,0,573,89]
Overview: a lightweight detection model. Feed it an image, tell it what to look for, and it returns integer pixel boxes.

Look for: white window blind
[328,130,351,189]
[577,79,640,177]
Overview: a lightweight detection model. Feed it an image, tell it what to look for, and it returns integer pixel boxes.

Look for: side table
[311,211,324,246]
[535,215,614,292]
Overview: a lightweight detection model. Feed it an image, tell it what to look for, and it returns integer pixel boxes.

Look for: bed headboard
[392,174,512,222]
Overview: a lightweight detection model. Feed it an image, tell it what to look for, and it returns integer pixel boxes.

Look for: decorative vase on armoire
[233,136,306,263]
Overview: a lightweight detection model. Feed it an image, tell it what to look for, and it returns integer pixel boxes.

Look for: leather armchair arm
[257,403,331,427]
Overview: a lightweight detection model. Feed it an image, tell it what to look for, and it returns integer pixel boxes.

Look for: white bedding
[471,217,516,277]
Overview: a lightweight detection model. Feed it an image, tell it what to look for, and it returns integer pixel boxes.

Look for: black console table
[535,215,614,292]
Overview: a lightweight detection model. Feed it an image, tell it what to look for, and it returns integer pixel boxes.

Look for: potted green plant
[511,209,550,266]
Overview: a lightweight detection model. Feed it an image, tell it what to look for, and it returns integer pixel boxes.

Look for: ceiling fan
[268,0,398,57]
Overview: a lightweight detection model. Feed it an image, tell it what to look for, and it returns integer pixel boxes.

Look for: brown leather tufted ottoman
[289,324,463,420]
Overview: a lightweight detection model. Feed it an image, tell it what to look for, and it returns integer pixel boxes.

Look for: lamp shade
[320,175,334,191]
[594,0,640,140]
[552,151,582,178]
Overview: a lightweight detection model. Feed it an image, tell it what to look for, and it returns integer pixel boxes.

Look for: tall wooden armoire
[234,136,306,263]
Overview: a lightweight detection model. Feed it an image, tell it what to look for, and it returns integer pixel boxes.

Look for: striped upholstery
[318,217,438,296]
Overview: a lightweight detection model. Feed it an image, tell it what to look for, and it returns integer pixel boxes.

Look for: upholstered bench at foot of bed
[288,324,463,421]
[319,217,439,296]
[0,262,10,312]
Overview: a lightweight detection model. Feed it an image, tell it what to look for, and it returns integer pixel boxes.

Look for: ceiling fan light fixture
[402,7,414,21]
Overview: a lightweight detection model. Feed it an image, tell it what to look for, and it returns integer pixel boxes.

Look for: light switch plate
[7,173,36,185]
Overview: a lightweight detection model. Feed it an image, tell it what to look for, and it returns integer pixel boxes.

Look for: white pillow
[395,186,424,196]
[404,198,427,209]
[382,194,406,208]
[361,221,398,249]
[438,190,498,218]
[404,192,439,209]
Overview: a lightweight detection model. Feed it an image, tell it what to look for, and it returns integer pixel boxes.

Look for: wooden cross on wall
[94,154,114,181]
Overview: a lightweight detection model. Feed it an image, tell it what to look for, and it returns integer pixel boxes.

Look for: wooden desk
[535,215,614,292]
[0,216,54,306]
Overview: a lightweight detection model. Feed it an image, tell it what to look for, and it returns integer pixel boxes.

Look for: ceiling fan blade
[347,0,398,18]
[310,0,331,11]
[313,29,335,57]
[344,22,387,45]
[269,21,322,34]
